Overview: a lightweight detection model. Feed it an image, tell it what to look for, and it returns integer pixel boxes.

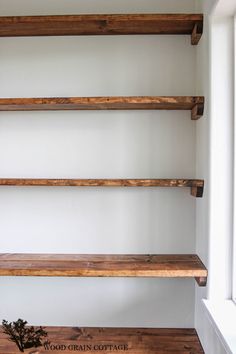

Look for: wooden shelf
[0,254,207,286]
[0,178,204,197]
[0,14,203,44]
[0,96,204,119]
[0,327,204,353]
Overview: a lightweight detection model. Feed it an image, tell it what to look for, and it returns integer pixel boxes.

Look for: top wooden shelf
[0,14,203,44]
[0,96,204,119]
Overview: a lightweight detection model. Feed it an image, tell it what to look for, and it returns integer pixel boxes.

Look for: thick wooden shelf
[0,327,204,353]
[0,254,207,286]
[0,14,203,44]
[0,96,204,119]
[0,178,204,197]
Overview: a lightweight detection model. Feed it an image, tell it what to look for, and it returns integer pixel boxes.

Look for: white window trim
[201,1,236,353]
[207,11,234,303]
[203,300,236,354]
[233,14,236,304]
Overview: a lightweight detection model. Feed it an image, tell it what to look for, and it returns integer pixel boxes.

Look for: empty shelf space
[0,96,204,119]
[0,178,204,197]
[0,14,203,44]
[0,327,204,353]
[0,254,207,286]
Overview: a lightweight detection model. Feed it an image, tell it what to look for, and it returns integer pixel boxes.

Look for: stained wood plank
[0,96,204,118]
[0,254,207,285]
[0,178,204,197]
[0,14,203,44]
[0,327,204,353]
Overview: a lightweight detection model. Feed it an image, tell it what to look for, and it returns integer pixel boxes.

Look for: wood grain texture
[0,327,205,353]
[0,254,207,285]
[0,178,203,187]
[0,14,203,44]
[0,179,204,197]
[0,96,204,117]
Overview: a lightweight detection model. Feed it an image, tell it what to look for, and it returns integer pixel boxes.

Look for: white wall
[0,0,197,327]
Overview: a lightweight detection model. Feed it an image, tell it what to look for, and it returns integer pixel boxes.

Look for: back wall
[0,0,197,327]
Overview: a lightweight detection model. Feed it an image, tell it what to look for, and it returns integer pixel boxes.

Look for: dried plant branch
[2,319,48,352]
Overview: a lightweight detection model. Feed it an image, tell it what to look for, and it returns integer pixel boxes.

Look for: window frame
[233,15,236,304]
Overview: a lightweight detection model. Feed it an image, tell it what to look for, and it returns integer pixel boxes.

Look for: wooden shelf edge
[0,179,204,197]
[0,254,208,286]
[0,96,204,116]
[0,327,205,353]
[0,14,203,44]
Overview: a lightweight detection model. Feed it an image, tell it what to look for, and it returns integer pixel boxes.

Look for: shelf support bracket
[191,103,204,120]
[195,276,207,286]
[190,186,204,198]
[191,23,203,45]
